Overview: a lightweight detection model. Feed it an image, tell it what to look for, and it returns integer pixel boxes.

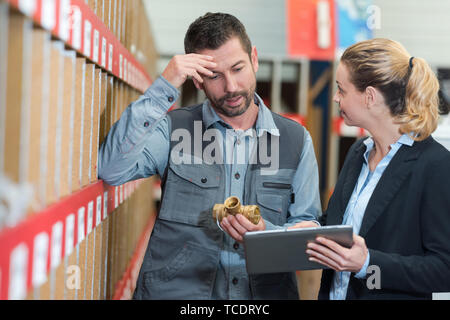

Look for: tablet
[243,225,353,274]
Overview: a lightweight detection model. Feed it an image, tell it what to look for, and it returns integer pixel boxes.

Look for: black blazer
[319,136,450,300]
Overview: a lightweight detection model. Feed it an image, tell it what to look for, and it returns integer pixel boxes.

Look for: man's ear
[251,46,259,73]
[193,78,204,91]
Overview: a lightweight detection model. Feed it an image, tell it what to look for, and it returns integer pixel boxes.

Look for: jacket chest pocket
[159,162,222,227]
[255,172,294,225]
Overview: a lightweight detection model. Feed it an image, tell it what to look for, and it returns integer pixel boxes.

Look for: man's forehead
[198,38,250,65]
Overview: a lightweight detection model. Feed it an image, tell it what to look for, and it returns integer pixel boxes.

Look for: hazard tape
[333,116,368,137]
[6,0,151,93]
[0,179,143,300]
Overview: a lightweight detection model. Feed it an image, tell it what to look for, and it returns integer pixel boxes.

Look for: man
[99,12,321,300]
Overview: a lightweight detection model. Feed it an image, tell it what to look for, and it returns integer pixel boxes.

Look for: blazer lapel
[359,140,425,237]
[331,142,365,225]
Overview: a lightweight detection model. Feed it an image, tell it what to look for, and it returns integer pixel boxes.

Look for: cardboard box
[0,0,8,184]
[59,50,76,198]
[27,28,51,214]
[65,250,78,300]
[90,68,102,183]
[93,223,103,299]
[82,64,95,187]
[85,231,95,300]
[3,13,32,185]
[45,41,65,206]
[100,219,110,299]
[71,58,86,193]
[99,73,108,146]
[54,257,67,299]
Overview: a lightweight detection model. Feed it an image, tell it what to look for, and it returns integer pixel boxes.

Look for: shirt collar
[202,93,280,137]
[362,133,415,161]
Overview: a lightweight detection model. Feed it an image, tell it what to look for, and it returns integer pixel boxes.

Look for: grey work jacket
[133,104,305,300]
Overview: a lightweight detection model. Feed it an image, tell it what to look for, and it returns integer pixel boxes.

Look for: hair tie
[409,56,414,69]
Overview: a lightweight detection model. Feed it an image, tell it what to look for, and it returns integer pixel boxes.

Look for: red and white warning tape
[5,0,151,93]
[333,116,368,137]
[0,179,143,300]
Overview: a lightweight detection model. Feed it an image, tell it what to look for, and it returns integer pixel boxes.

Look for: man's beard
[207,82,256,118]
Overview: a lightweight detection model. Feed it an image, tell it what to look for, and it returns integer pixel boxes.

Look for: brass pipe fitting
[212,196,261,225]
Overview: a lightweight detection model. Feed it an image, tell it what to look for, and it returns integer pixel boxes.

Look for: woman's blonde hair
[341,38,440,140]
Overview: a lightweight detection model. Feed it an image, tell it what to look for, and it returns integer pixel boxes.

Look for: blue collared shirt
[329,134,415,300]
[98,76,322,299]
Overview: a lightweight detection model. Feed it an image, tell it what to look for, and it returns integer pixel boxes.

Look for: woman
[307,38,450,299]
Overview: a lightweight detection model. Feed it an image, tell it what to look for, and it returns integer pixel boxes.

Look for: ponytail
[397,57,440,140]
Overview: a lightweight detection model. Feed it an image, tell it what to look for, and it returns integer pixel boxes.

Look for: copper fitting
[212,196,261,225]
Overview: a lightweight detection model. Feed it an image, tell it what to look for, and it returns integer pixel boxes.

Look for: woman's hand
[306,234,368,273]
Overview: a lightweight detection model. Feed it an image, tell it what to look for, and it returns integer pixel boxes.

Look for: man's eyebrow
[210,60,246,74]
[231,60,245,68]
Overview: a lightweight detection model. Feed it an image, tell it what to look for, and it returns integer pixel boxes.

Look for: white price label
[119,54,123,78]
[83,20,92,58]
[77,207,85,244]
[114,187,118,208]
[96,195,102,226]
[65,214,75,257]
[129,64,133,87]
[50,221,63,269]
[8,243,28,300]
[32,232,49,287]
[87,201,94,235]
[58,0,70,41]
[101,37,107,68]
[108,44,113,72]
[103,191,108,220]
[41,0,56,31]
[71,6,82,50]
[93,29,99,63]
[18,0,36,16]
[123,58,127,82]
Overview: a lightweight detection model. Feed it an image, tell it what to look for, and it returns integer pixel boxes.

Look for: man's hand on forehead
[162,54,217,89]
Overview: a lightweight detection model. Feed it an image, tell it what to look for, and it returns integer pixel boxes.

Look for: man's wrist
[144,76,180,112]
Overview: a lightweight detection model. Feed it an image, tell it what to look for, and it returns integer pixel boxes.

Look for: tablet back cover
[243,225,353,274]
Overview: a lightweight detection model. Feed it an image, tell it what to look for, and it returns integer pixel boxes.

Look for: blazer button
[232,278,238,285]
[168,96,174,103]
[234,172,240,180]
[201,177,207,183]
[144,121,149,127]
[233,242,239,250]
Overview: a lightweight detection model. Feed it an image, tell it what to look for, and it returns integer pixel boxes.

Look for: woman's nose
[333,91,340,103]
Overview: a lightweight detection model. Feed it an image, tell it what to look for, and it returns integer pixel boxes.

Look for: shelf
[4,0,151,93]
[0,178,144,300]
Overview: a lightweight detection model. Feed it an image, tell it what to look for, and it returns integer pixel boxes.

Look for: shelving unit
[0,0,158,300]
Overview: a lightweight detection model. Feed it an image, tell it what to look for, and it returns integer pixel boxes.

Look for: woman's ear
[365,86,377,108]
